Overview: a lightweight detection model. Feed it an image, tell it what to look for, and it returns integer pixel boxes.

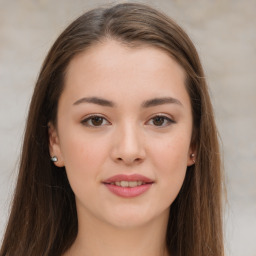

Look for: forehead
[63,39,188,106]
[66,39,185,78]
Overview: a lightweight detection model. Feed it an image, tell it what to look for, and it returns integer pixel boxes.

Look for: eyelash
[147,115,175,127]
[81,115,111,127]
[81,114,175,128]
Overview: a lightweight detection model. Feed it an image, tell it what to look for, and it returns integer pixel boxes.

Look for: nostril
[115,157,143,164]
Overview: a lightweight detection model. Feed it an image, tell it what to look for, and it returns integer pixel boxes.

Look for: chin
[102,205,169,230]
[108,215,152,229]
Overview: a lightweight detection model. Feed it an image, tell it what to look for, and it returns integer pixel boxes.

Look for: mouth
[107,180,149,187]
[102,174,154,198]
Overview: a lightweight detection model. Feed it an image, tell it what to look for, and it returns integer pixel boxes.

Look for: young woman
[0,3,224,256]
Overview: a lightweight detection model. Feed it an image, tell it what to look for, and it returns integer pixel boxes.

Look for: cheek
[59,131,110,184]
[149,133,190,197]
[151,134,190,170]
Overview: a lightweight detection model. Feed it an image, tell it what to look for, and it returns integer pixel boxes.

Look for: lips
[102,174,154,198]
[103,174,153,183]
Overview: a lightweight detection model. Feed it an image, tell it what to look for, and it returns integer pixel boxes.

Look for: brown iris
[91,116,104,126]
[152,116,165,126]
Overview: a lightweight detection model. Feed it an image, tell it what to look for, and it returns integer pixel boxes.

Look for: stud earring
[51,156,58,162]
[191,153,195,164]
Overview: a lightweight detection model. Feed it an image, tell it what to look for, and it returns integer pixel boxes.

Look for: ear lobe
[187,144,197,166]
[48,122,65,167]
[187,153,196,166]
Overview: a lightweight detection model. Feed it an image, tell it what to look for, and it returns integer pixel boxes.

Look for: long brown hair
[0,3,224,256]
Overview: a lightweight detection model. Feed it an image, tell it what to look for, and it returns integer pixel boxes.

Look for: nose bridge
[111,119,145,164]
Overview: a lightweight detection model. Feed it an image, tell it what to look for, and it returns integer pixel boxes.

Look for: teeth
[120,181,129,187]
[112,181,146,187]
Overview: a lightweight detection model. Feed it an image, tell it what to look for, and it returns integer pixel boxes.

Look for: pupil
[153,117,164,126]
[92,117,103,126]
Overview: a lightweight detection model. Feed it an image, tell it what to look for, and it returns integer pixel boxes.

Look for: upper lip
[102,174,154,184]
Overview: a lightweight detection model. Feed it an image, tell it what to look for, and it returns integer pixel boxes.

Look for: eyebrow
[141,97,183,108]
[73,96,182,108]
[73,97,115,107]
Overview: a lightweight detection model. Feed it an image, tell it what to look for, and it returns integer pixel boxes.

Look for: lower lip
[104,183,152,198]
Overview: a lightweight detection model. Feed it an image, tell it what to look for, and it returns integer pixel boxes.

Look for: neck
[65,208,170,256]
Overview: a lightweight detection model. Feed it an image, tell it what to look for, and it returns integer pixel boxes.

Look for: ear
[48,122,65,167]
[187,144,197,167]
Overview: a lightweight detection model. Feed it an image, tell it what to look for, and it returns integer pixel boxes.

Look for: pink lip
[102,174,154,198]
[103,174,153,183]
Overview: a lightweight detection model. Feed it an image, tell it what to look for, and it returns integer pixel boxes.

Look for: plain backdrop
[0,0,256,255]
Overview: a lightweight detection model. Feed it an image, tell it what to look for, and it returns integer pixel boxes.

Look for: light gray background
[0,0,255,255]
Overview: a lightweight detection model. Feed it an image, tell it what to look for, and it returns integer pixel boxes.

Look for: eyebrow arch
[142,97,183,108]
[73,96,182,108]
[73,97,115,107]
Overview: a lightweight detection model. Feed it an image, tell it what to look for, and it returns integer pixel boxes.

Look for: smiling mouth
[106,181,151,187]
[102,174,154,197]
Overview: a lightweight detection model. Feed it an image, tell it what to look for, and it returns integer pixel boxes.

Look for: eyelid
[80,113,175,128]
[146,114,176,127]
[81,114,111,127]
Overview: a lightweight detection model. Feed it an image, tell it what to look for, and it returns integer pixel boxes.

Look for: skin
[49,39,195,256]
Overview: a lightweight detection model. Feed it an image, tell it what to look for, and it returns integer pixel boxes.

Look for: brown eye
[147,115,175,127]
[152,116,165,126]
[91,116,104,126]
[81,115,110,127]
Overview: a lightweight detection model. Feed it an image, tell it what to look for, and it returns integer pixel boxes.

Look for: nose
[110,122,146,165]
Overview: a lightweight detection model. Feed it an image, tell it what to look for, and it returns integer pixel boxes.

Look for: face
[49,40,195,229]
